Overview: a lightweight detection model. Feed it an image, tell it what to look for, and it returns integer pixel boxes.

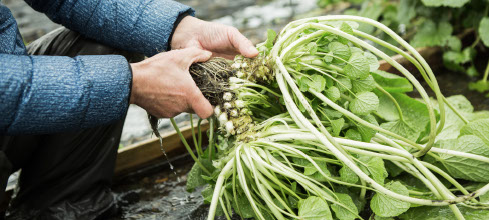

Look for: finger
[189,87,214,119]
[227,28,259,58]
[179,47,212,68]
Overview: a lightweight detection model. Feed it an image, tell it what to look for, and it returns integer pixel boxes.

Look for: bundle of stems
[158,15,489,220]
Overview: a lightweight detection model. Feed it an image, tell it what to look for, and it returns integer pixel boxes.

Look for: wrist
[129,63,140,105]
[168,10,192,50]
[170,16,201,50]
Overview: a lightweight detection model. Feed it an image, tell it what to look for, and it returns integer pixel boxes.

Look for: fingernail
[205,50,212,57]
[248,46,258,55]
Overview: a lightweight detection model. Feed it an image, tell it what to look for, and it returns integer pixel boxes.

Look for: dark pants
[0,28,144,220]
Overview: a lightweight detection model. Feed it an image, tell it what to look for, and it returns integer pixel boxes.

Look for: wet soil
[110,153,238,220]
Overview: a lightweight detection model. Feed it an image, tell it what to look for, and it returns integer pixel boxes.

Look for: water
[159,137,178,178]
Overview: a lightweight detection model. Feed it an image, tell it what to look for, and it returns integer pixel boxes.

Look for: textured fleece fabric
[0,0,194,134]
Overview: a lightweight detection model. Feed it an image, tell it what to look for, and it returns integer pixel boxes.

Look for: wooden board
[378,47,442,75]
[115,123,209,176]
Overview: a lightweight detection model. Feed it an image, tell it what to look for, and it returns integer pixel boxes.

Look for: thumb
[228,28,259,58]
[189,86,214,119]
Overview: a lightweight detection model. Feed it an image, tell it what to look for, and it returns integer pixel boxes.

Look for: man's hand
[171,16,259,59]
[129,48,214,119]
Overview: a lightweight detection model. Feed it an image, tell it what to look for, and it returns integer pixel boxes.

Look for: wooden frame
[115,123,209,176]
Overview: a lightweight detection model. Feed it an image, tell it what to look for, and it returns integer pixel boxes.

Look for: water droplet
[159,137,177,176]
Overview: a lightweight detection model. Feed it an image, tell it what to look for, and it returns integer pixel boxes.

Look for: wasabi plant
[151,15,489,220]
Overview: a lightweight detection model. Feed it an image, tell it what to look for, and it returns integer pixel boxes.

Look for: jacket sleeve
[0,54,132,135]
[24,0,194,57]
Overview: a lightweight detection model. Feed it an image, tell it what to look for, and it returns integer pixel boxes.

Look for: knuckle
[228,26,239,33]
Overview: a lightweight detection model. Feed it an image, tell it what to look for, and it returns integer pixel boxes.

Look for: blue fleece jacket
[0,0,193,135]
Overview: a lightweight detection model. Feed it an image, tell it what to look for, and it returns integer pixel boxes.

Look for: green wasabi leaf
[436,95,473,141]
[298,76,311,92]
[265,29,277,49]
[337,22,354,44]
[400,205,489,220]
[349,47,364,55]
[272,198,285,210]
[443,51,466,72]
[340,22,354,35]
[350,91,379,115]
[186,163,207,192]
[303,165,317,176]
[292,157,310,167]
[288,195,299,209]
[443,47,476,72]
[202,186,225,217]
[466,65,480,77]
[202,185,214,204]
[339,166,359,184]
[336,77,353,93]
[303,160,331,182]
[359,155,388,185]
[325,21,359,29]
[411,21,453,48]
[329,41,351,62]
[299,75,326,92]
[421,0,469,7]
[331,193,358,220]
[357,114,379,142]
[397,173,434,195]
[324,51,334,63]
[469,80,489,93]
[331,118,345,137]
[436,135,489,182]
[380,120,419,141]
[343,53,370,79]
[446,36,462,51]
[460,119,489,146]
[325,76,335,88]
[304,160,329,176]
[376,92,430,140]
[468,111,489,121]
[318,32,334,46]
[364,52,379,72]
[352,75,376,93]
[294,157,331,182]
[321,108,343,120]
[345,129,362,141]
[370,181,410,217]
[232,191,255,218]
[325,86,341,102]
[310,74,327,92]
[385,161,404,177]
[371,70,413,93]
[480,17,489,47]
[291,182,297,193]
[397,0,417,25]
[480,190,489,203]
[298,196,333,220]
[306,42,318,55]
